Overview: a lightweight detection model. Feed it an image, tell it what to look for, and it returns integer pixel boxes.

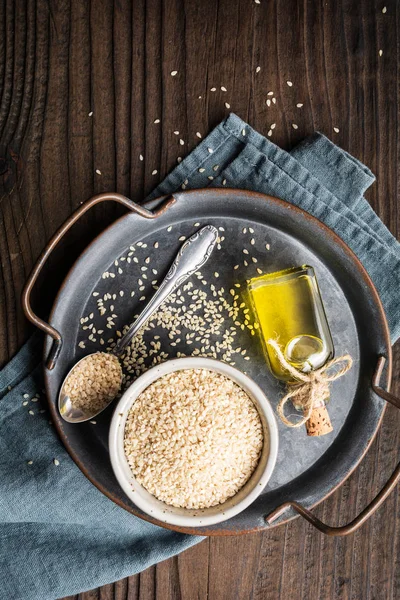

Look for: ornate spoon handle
[113,225,218,355]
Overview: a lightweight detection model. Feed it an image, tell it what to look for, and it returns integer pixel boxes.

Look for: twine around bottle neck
[267,338,353,428]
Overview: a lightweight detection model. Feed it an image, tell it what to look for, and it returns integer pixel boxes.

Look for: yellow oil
[248,266,334,381]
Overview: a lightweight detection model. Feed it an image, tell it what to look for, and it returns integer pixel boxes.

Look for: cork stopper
[267,339,353,436]
[305,401,333,436]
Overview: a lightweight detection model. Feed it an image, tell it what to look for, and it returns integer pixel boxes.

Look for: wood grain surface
[1,0,399,599]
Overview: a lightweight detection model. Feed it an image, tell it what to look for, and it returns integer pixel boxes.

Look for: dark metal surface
[25,189,393,536]
[265,357,400,536]
[21,193,176,369]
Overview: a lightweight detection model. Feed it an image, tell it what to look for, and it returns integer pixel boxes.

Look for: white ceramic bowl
[109,357,279,528]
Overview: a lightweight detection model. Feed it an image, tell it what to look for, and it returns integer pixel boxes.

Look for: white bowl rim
[109,357,279,528]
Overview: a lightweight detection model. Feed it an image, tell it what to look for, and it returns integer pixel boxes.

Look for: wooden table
[1,0,399,598]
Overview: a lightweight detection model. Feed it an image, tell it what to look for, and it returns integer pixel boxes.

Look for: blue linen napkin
[1,114,399,600]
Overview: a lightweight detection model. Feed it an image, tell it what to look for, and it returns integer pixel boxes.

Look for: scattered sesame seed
[177,157,182,163]
[214,272,219,278]
[154,242,159,248]
[271,123,276,129]
[167,226,172,232]
[152,169,158,175]
[266,243,270,250]
[208,176,214,181]
[242,129,246,136]
[198,168,205,173]
[23,401,28,406]
[272,97,276,104]
[379,49,383,56]
[257,268,263,274]
[27,460,33,465]
[334,127,340,133]
[255,0,260,4]
[171,70,178,76]
[296,103,303,108]
[221,86,227,92]
[382,6,387,13]
[266,99,271,107]
[222,179,227,186]
[292,123,298,129]
[287,81,293,87]
[179,139,185,145]
[174,131,179,135]
[211,87,217,92]
[154,119,160,124]
[88,111,93,117]
[249,227,254,233]
[225,102,231,109]
[23,393,29,399]
[139,154,144,161]
[207,147,214,153]
[95,169,101,175]
[250,238,255,245]
[53,458,60,466]
[243,249,249,254]
[268,129,272,137]
[179,236,186,241]
[196,132,202,138]
[28,410,34,415]
[267,91,273,96]
[90,421,97,425]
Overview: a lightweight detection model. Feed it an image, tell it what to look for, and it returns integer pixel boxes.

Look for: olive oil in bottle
[248,265,334,381]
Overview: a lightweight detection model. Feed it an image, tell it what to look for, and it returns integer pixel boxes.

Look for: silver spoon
[59,225,218,423]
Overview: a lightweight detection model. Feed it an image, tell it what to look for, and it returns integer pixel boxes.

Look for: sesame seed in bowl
[109,357,279,528]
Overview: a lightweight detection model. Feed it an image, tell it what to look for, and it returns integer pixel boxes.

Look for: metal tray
[22,190,400,536]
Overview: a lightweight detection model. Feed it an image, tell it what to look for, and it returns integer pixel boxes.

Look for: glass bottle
[248,265,334,382]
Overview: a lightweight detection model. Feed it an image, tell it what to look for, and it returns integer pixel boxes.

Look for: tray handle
[22,192,175,370]
[265,356,400,536]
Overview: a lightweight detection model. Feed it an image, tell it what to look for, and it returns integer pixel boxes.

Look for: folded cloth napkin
[1,114,399,600]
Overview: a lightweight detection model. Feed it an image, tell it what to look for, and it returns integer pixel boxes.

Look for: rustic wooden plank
[208,534,262,600]
[114,0,133,198]
[68,0,93,211]
[137,565,156,600]
[176,540,209,600]
[129,0,146,203]
[252,523,287,600]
